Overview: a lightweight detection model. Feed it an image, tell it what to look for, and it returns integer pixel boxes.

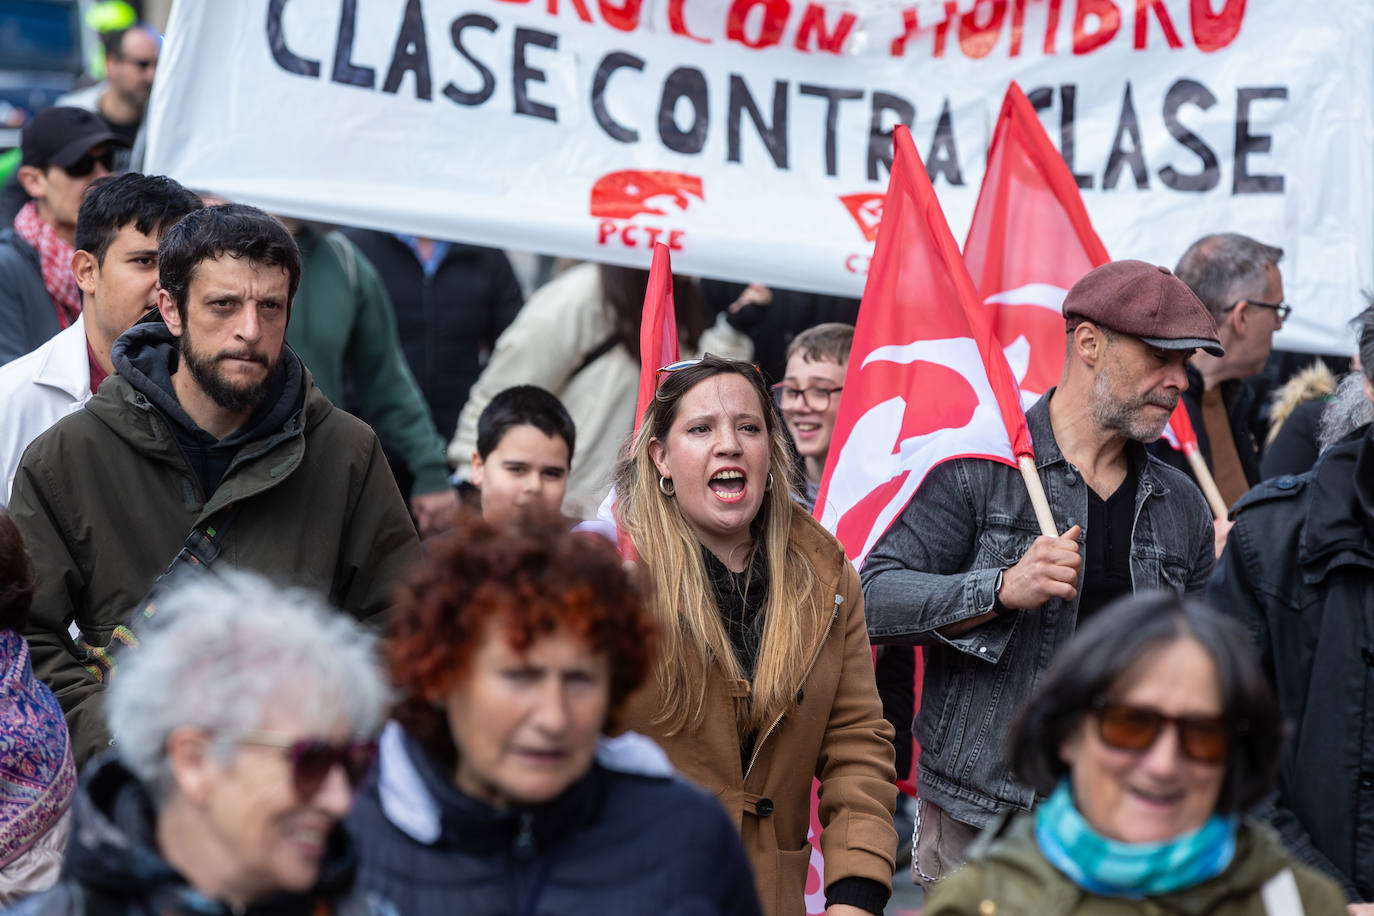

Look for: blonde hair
[612,356,826,738]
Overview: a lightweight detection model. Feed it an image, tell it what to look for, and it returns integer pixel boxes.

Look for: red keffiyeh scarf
[13,201,81,329]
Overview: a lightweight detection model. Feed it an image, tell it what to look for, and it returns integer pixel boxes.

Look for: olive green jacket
[10,354,420,767]
[925,812,1348,915]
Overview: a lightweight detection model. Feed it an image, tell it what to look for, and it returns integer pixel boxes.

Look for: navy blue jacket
[348,726,762,916]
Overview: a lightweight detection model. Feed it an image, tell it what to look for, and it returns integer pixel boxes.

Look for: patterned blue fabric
[1034,779,1236,898]
[0,630,75,866]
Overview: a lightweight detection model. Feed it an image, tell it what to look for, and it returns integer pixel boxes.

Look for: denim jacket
[859,391,1214,827]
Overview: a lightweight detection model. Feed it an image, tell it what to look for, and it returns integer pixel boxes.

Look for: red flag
[583,243,681,548]
[814,125,1033,567]
[634,242,679,436]
[1159,401,1199,454]
[964,81,1109,405]
[964,81,1196,455]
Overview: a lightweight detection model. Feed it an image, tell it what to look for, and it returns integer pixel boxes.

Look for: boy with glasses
[0,107,129,364]
[772,322,853,510]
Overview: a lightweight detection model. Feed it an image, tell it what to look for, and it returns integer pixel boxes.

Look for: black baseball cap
[20,107,129,170]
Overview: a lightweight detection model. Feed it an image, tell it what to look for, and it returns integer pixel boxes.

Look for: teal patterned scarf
[1034,779,1236,898]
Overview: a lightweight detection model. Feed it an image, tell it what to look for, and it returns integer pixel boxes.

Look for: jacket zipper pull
[514,810,535,859]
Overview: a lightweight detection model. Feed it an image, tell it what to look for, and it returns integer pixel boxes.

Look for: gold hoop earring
[766,472,774,491]
[658,476,675,497]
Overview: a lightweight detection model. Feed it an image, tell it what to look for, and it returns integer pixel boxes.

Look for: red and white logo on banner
[814,124,1033,569]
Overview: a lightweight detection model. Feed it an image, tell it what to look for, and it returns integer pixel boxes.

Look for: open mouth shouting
[709,468,748,502]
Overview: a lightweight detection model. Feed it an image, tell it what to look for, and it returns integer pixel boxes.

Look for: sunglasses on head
[654,356,764,391]
[232,731,378,799]
[1091,698,1234,765]
[63,148,116,178]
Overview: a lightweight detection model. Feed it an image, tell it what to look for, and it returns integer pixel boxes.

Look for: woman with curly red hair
[346,515,762,915]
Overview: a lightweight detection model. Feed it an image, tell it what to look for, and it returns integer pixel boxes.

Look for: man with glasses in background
[58,24,161,172]
[1149,233,1288,512]
[0,107,128,365]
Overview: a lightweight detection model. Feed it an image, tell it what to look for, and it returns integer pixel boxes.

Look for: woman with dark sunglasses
[346,515,761,916]
[10,570,392,916]
[612,354,898,916]
[925,591,1345,915]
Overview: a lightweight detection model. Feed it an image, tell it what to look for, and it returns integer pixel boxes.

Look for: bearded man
[9,204,420,767]
[861,260,1220,888]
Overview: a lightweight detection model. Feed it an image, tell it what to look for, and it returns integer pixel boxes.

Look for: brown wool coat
[620,507,898,916]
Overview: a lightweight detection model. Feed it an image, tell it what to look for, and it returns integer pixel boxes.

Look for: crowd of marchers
[0,20,1372,916]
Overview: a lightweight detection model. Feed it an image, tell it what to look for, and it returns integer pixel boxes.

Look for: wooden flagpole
[1017,455,1059,538]
[1183,447,1230,520]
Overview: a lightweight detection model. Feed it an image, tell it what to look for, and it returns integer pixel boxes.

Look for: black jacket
[1148,365,1262,492]
[347,725,762,916]
[340,229,523,441]
[8,754,390,916]
[0,229,60,366]
[1207,425,1374,901]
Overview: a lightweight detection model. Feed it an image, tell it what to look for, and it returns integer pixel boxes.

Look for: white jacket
[448,263,751,520]
[0,317,91,506]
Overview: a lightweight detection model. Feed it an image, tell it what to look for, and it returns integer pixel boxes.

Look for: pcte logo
[838,192,884,274]
[590,170,704,251]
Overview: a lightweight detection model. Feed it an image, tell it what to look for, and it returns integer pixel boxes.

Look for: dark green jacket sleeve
[334,432,423,626]
[338,236,452,496]
[10,455,114,767]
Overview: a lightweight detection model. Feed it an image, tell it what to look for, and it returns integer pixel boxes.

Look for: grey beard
[1318,371,1374,452]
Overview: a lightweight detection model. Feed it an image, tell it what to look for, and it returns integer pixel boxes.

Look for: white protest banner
[144,0,1374,354]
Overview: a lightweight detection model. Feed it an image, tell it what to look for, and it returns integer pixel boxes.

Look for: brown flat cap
[1063,260,1223,357]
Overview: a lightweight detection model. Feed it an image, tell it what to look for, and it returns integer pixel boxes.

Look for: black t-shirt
[1078,463,1138,622]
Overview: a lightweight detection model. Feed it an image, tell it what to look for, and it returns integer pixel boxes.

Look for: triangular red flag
[964,81,1109,405]
[585,243,680,552]
[964,81,1198,454]
[633,242,679,436]
[814,125,1034,567]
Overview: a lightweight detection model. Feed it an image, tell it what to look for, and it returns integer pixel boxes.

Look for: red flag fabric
[1159,401,1200,454]
[633,242,679,436]
[584,242,680,549]
[814,124,1032,568]
[964,81,1110,406]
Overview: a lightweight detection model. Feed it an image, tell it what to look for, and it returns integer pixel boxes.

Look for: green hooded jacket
[925,812,1348,915]
[10,325,421,767]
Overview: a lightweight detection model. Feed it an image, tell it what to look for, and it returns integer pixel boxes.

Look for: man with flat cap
[862,260,1220,887]
[0,107,129,365]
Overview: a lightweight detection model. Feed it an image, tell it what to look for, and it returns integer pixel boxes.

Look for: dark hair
[476,385,576,463]
[0,510,37,634]
[102,23,157,60]
[1353,297,1374,384]
[158,204,301,318]
[598,264,708,359]
[387,515,656,772]
[1008,590,1283,815]
[74,172,203,266]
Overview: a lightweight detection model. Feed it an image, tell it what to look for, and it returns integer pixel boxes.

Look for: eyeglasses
[654,356,764,390]
[1091,699,1234,764]
[771,383,843,411]
[63,148,115,178]
[231,731,378,799]
[1226,299,1292,322]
